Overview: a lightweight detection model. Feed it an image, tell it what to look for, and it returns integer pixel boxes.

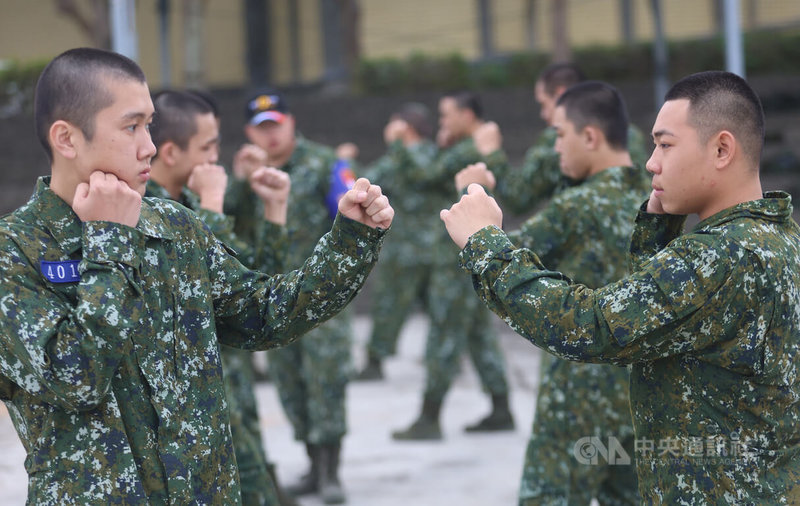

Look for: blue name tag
[40,260,81,283]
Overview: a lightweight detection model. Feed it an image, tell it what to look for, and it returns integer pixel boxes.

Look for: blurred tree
[53,0,111,49]
[320,0,360,90]
[341,0,361,81]
[552,0,570,61]
[288,0,301,83]
[245,0,270,86]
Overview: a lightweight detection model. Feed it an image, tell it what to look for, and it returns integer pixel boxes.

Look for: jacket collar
[29,176,174,255]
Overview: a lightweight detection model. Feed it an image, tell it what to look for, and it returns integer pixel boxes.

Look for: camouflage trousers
[423,255,509,403]
[221,345,280,506]
[366,254,432,360]
[269,311,353,444]
[518,353,639,506]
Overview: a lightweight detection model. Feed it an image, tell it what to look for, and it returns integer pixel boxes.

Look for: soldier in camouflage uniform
[0,48,392,505]
[341,103,439,380]
[392,92,514,440]
[146,89,293,506]
[442,71,800,503]
[471,62,649,217]
[459,82,646,504]
[225,92,357,504]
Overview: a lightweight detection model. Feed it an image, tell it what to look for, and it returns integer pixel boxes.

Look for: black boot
[266,462,299,506]
[355,353,384,381]
[286,443,319,496]
[392,394,443,441]
[464,394,515,432]
[318,442,346,504]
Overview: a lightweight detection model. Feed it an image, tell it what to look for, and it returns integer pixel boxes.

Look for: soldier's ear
[159,141,179,166]
[49,120,79,160]
[712,130,736,171]
[583,125,601,150]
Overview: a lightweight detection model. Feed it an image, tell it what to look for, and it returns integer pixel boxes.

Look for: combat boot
[318,442,346,504]
[391,394,442,440]
[266,462,299,506]
[286,443,319,496]
[355,354,383,381]
[464,394,515,432]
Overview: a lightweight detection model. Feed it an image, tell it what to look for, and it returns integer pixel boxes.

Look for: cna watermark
[573,433,753,466]
[573,436,631,465]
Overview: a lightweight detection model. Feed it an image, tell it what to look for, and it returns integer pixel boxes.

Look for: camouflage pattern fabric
[226,136,355,445]
[459,192,800,503]
[414,137,510,401]
[360,140,439,360]
[507,166,649,505]
[0,176,385,505]
[487,125,650,215]
[147,180,282,505]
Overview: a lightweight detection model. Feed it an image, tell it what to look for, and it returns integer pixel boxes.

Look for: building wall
[1,0,800,88]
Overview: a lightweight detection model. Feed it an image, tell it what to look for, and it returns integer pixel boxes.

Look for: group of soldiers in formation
[0,46,798,506]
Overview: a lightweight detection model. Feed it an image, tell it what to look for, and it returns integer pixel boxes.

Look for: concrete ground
[0,311,542,505]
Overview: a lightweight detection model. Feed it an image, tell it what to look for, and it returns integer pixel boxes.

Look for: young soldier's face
[174,112,220,181]
[74,77,156,196]
[553,105,590,180]
[534,80,558,126]
[245,115,296,166]
[438,97,469,141]
[647,99,715,217]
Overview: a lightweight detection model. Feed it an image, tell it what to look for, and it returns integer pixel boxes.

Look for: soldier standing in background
[392,91,515,440]
[226,92,357,504]
[469,62,649,217]
[457,81,646,505]
[339,103,439,381]
[147,89,296,506]
[442,70,800,503]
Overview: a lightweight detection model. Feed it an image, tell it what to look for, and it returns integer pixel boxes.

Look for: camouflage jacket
[0,177,385,505]
[508,165,650,287]
[146,180,287,273]
[459,192,800,503]
[361,139,439,265]
[226,136,342,270]
[487,125,651,215]
[402,136,490,261]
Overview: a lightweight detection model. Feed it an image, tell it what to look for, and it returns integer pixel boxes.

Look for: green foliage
[354,28,800,95]
[0,59,48,117]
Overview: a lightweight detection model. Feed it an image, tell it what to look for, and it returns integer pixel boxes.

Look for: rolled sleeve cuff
[82,221,144,269]
[459,225,515,275]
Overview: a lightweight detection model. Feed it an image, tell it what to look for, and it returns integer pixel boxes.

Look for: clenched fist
[472,121,502,156]
[337,178,394,229]
[455,162,496,192]
[72,171,142,228]
[249,166,291,225]
[440,183,503,249]
[233,144,268,181]
[187,164,228,213]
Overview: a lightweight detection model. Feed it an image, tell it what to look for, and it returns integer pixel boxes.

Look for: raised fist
[72,171,142,228]
[233,144,268,180]
[188,163,228,213]
[473,121,502,156]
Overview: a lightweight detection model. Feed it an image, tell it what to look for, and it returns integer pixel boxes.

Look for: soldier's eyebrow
[652,129,675,140]
[122,111,154,123]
